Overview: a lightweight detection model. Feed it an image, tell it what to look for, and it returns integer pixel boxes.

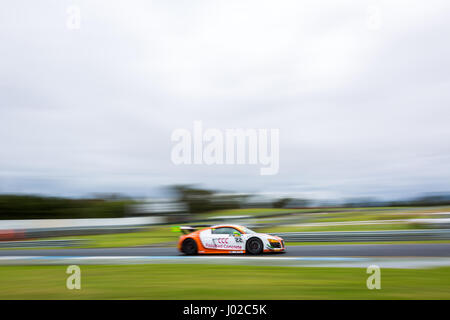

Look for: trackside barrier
[0,239,89,248]
[0,216,167,240]
[269,229,450,242]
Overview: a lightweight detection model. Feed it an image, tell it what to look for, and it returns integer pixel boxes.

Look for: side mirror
[233,231,241,237]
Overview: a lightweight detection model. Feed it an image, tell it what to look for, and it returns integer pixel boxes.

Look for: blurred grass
[199,208,299,218]
[311,212,424,223]
[260,223,416,233]
[0,264,449,299]
[47,227,179,249]
[2,206,450,250]
[19,223,428,249]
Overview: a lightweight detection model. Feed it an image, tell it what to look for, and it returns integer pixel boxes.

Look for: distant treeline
[387,195,450,207]
[0,195,134,220]
[1,189,449,220]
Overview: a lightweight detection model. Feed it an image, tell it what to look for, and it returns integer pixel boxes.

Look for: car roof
[210,224,244,229]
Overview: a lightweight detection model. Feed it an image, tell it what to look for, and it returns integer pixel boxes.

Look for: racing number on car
[235,237,243,243]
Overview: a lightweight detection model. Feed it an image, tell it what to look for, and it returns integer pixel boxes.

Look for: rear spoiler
[179,226,197,235]
[172,225,211,235]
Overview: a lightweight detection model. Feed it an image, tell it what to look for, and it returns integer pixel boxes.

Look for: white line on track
[2,255,450,268]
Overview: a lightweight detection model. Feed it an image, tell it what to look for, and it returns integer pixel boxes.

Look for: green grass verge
[1,225,448,251]
[1,264,449,299]
[2,206,449,250]
[199,208,299,218]
[50,227,178,249]
[260,224,416,233]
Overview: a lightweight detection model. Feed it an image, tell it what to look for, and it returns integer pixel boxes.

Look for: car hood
[255,233,283,241]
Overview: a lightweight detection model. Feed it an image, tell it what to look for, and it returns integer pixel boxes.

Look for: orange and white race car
[177,224,286,255]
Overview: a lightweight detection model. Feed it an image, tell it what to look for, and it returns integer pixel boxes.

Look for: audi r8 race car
[177,224,286,255]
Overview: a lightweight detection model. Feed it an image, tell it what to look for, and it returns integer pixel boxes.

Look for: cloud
[1,0,450,199]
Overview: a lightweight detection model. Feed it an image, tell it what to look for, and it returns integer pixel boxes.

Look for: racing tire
[246,237,263,255]
[181,238,198,255]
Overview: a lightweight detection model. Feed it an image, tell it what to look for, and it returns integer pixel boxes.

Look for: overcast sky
[1,1,450,200]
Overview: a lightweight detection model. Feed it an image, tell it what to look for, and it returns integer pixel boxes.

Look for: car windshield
[241,226,256,234]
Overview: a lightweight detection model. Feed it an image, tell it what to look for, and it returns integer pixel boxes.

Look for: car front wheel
[246,238,263,255]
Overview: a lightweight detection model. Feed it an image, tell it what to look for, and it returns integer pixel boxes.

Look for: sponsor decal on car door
[200,229,244,250]
[199,229,216,249]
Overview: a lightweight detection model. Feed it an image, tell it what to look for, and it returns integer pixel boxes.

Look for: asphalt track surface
[1,243,450,257]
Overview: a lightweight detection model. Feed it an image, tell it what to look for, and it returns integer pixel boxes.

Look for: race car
[177,224,286,255]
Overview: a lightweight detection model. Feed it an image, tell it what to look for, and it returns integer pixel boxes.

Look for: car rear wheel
[246,238,263,255]
[181,238,198,255]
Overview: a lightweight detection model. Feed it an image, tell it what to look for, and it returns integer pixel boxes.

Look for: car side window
[211,227,238,235]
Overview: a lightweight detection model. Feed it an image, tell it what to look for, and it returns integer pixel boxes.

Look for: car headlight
[268,238,283,248]
[268,239,280,245]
